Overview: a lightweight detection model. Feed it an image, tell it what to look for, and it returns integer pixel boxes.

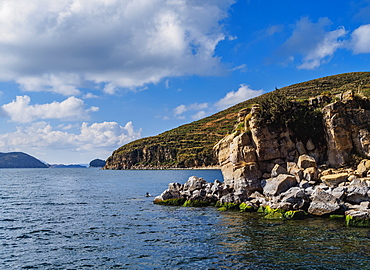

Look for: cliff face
[105,144,178,169]
[214,91,370,191]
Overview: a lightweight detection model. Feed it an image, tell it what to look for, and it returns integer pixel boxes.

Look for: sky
[0,0,369,164]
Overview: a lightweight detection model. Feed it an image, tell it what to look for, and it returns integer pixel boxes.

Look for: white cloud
[215,84,263,110]
[173,102,208,118]
[191,111,206,120]
[1,95,97,123]
[281,17,347,70]
[230,64,247,72]
[83,93,99,99]
[350,24,370,54]
[0,121,141,154]
[17,73,81,95]
[174,104,187,116]
[0,0,234,94]
[298,27,346,70]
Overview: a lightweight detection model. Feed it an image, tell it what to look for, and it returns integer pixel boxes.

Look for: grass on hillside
[107,72,370,168]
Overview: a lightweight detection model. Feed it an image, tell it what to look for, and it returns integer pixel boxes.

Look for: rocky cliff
[104,72,370,170]
[154,90,370,226]
[214,90,370,190]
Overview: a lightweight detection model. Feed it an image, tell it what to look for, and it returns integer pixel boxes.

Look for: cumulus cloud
[191,111,206,120]
[0,0,234,94]
[0,121,141,153]
[215,84,263,110]
[173,102,208,118]
[1,95,97,123]
[280,17,347,69]
[173,104,187,116]
[350,24,370,54]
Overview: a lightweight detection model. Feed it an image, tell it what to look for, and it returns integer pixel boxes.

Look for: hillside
[104,72,370,170]
[0,152,48,168]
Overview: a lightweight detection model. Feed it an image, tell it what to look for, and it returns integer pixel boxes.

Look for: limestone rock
[277,187,310,210]
[287,162,304,181]
[168,182,183,191]
[297,154,317,169]
[303,167,318,182]
[154,189,182,202]
[308,188,341,216]
[263,174,297,197]
[330,187,347,201]
[183,176,207,192]
[321,173,348,187]
[271,164,288,177]
[346,186,369,204]
[356,159,370,177]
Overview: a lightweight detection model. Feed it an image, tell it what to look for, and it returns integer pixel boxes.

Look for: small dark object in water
[145,192,151,197]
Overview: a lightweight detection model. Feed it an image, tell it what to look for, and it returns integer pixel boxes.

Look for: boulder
[308,188,341,216]
[346,186,369,204]
[356,159,370,177]
[297,154,317,169]
[330,187,347,201]
[183,176,207,192]
[287,162,304,181]
[271,164,288,177]
[168,182,183,191]
[154,189,182,202]
[277,187,310,210]
[303,167,318,182]
[345,209,370,227]
[321,173,348,187]
[263,174,297,197]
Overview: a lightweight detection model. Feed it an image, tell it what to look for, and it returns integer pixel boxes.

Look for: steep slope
[0,152,49,168]
[104,72,370,170]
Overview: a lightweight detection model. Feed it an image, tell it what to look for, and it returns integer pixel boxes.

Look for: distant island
[89,159,106,167]
[49,164,87,168]
[0,152,48,168]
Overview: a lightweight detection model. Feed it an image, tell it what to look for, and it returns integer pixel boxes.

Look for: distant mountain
[89,159,106,167]
[49,164,87,168]
[0,152,48,168]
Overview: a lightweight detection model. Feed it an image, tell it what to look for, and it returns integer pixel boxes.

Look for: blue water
[1,169,369,269]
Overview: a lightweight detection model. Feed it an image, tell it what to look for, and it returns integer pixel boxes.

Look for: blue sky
[0,0,369,164]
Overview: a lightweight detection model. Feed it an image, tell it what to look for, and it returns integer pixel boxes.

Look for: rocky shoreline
[154,90,370,227]
[154,154,370,227]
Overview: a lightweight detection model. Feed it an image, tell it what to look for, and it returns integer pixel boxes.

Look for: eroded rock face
[322,95,370,168]
[214,91,370,193]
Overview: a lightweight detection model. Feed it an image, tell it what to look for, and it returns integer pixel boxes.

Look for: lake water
[1,168,370,269]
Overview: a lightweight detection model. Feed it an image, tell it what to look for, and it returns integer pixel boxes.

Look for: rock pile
[154,155,370,227]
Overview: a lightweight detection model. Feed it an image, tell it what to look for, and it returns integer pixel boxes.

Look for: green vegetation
[258,92,325,144]
[105,72,370,169]
[239,202,255,212]
[345,215,370,227]
[183,200,211,207]
[215,201,239,211]
[153,198,185,206]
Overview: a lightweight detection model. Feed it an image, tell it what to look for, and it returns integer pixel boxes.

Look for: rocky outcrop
[155,91,370,226]
[214,91,370,192]
[322,92,370,167]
